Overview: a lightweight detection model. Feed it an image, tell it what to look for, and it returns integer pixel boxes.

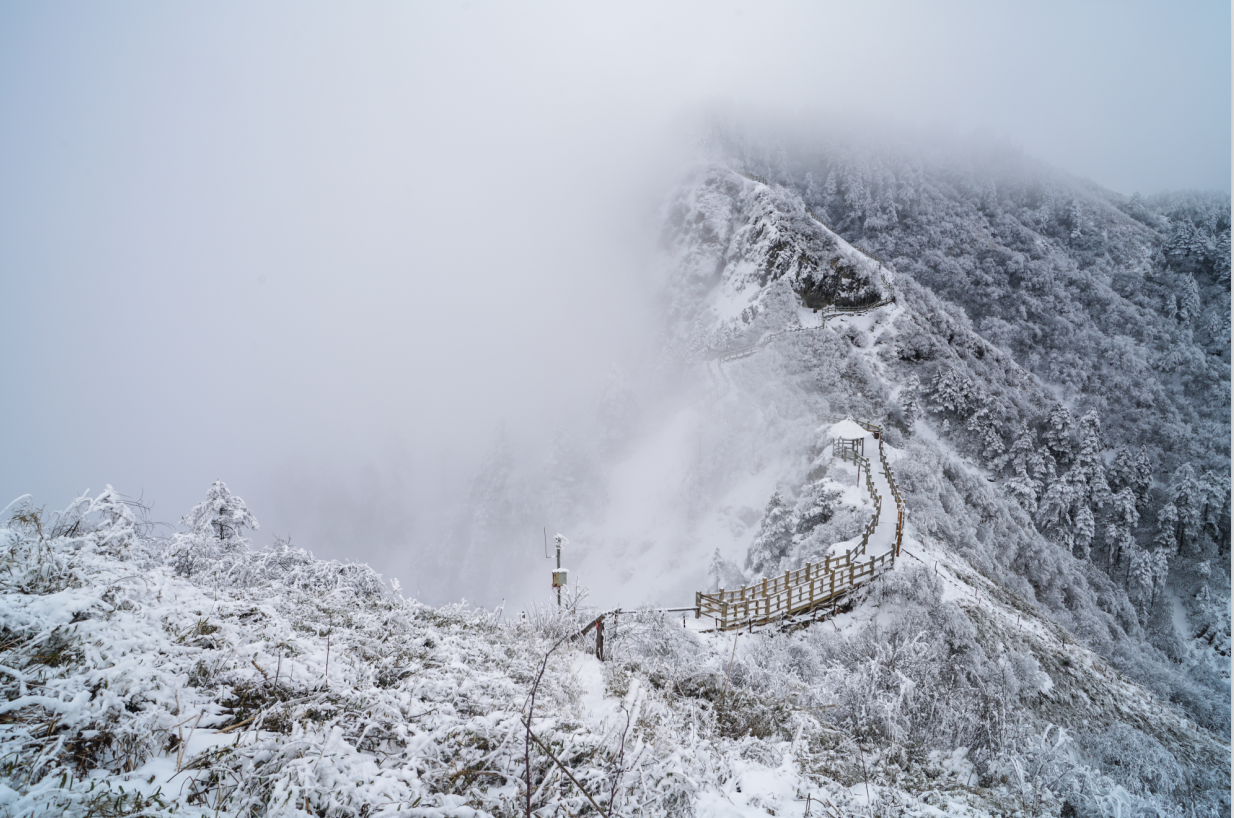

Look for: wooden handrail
[696,419,907,630]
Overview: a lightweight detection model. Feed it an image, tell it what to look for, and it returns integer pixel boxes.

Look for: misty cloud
[0,1,1227,600]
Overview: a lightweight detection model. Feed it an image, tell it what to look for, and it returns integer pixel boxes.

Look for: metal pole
[556,540,562,607]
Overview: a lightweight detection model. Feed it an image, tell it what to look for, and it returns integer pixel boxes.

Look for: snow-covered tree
[1104,487,1140,573]
[794,479,841,534]
[707,548,748,591]
[1001,427,1045,512]
[1042,406,1074,468]
[1073,412,1111,507]
[1131,447,1154,509]
[1130,549,1171,612]
[167,480,258,577]
[1154,502,1180,554]
[898,374,921,431]
[1201,470,1231,554]
[181,479,259,543]
[1169,464,1206,556]
[87,485,139,556]
[745,491,795,578]
[1214,229,1231,286]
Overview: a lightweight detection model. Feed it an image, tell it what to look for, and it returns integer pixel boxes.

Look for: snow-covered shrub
[1089,723,1185,800]
[231,535,391,598]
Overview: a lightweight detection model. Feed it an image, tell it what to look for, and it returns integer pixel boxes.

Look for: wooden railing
[696,420,907,631]
[735,169,770,186]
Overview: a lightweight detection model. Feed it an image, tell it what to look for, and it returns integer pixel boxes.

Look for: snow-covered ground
[3,487,1226,817]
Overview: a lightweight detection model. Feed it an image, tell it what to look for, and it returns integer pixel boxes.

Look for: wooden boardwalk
[695,422,907,631]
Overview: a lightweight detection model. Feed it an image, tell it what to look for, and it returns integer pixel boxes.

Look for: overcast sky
[1,1,1228,587]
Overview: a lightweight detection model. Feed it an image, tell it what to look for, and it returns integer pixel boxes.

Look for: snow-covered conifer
[181,479,259,542]
[1104,487,1140,572]
[1074,411,1111,508]
[1178,274,1202,323]
[167,479,258,577]
[1154,502,1180,554]
[898,374,921,431]
[708,548,748,591]
[1043,406,1074,467]
[1131,446,1154,508]
[1201,470,1230,554]
[1214,229,1231,285]
[1108,447,1137,493]
[86,485,139,556]
[1170,464,1206,556]
[794,479,840,534]
[745,490,795,577]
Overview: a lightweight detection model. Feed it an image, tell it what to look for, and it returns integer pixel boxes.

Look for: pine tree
[898,374,921,431]
[181,479,259,543]
[1108,447,1136,493]
[1131,447,1154,509]
[708,548,748,591]
[1036,412,1108,559]
[1149,550,1171,609]
[1043,406,1074,468]
[1074,411,1112,508]
[1178,275,1202,324]
[803,171,818,204]
[88,485,139,556]
[1154,502,1179,554]
[1105,487,1140,573]
[1201,470,1231,554]
[1038,473,1085,556]
[1214,230,1231,286]
[1002,428,1044,512]
[1130,547,1169,612]
[168,480,259,577]
[745,491,795,578]
[1170,464,1206,556]
[795,480,840,534]
[965,406,1006,463]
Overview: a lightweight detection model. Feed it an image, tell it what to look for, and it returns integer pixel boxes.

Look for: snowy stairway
[695,420,906,631]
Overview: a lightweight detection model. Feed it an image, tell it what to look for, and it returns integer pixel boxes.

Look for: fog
[1,1,1228,602]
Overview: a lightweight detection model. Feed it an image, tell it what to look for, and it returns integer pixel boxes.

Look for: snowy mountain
[1,134,1229,817]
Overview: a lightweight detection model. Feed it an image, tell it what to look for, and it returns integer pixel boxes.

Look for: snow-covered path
[696,418,904,630]
[859,429,899,558]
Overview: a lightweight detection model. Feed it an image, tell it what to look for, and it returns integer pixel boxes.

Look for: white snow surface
[5,487,1224,817]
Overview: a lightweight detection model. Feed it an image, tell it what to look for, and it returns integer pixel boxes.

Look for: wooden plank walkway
[696,419,905,630]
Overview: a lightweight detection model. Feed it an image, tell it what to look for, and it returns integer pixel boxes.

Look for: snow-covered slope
[3,142,1228,816]
[2,486,1228,817]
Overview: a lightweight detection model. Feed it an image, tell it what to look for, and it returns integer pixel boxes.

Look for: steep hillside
[1,484,1228,818]
[2,140,1228,817]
